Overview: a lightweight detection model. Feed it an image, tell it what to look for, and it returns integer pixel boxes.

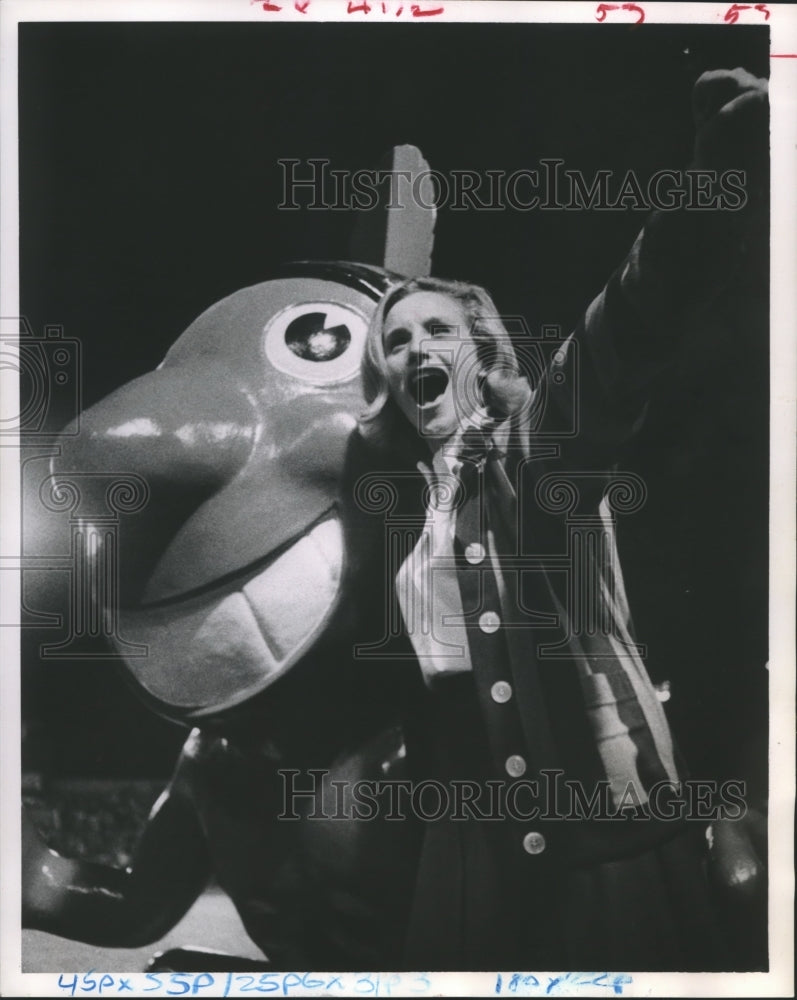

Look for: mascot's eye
[285,312,351,362]
[263,301,368,384]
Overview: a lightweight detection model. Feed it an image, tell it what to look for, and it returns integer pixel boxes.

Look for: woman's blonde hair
[359,275,531,453]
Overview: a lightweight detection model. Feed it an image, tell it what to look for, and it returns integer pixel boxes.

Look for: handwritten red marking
[261,1,282,9]
[295,0,310,10]
[411,3,444,15]
[347,0,372,11]
[724,3,769,22]
[395,4,403,13]
[595,2,644,24]
[382,2,387,11]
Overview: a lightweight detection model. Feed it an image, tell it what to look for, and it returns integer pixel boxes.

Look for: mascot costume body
[23,147,434,970]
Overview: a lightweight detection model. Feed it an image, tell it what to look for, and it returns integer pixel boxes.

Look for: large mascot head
[50,144,437,724]
[56,261,399,720]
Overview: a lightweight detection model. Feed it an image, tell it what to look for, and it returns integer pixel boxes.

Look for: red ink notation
[345,0,444,14]
[595,3,645,25]
[256,0,443,14]
[723,4,770,23]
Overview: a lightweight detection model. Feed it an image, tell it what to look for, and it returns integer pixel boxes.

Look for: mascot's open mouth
[410,366,449,408]
[124,515,344,716]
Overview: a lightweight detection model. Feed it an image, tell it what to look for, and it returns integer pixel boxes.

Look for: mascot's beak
[48,263,397,720]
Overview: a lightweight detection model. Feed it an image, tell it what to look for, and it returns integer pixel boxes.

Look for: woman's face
[382,291,478,449]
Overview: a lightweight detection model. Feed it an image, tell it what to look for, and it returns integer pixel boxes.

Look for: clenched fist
[692,67,768,178]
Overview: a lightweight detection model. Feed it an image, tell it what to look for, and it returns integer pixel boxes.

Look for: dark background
[19,21,768,781]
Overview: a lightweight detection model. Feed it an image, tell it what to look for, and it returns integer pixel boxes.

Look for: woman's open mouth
[409,366,450,409]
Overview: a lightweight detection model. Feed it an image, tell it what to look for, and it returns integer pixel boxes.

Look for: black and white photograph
[1,1,794,996]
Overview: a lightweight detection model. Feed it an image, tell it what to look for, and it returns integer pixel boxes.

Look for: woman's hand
[707,807,767,900]
[706,806,768,968]
[692,67,768,178]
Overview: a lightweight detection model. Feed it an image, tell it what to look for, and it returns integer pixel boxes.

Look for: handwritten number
[494,971,632,996]
[724,3,770,21]
[57,974,78,997]
[595,3,645,24]
[166,974,191,996]
[255,0,445,15]
[256,974,280,993]
[49,970,631,996]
